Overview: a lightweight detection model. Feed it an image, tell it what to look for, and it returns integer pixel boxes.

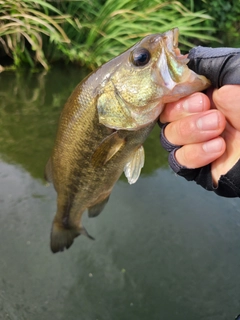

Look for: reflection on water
[0,67,88,180]
[0,68,168,181]
[0,68,240,320]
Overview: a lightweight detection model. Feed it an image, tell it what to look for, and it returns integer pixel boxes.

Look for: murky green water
[0,67,240,320]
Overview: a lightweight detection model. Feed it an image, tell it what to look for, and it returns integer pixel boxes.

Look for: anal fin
[88,195,110,218]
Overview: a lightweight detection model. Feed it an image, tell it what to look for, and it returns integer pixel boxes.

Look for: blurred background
[0,0,239,70]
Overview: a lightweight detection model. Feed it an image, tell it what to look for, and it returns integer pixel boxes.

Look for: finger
[175,137,226,169]
[213,85,240,130]
[164,110,226,146]
[160,92,211,124]
[211,123,240,184]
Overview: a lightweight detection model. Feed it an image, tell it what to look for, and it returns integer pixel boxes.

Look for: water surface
[0,67,239,320]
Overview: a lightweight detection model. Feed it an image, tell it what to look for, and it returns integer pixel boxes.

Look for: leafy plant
[55,0,217,69]
[0,0,72,69]
[181,0,240,47]
[0,0,218,70]
[202,0,240,47]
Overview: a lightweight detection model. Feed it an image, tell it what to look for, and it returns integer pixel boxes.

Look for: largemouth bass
[45,28,210,253]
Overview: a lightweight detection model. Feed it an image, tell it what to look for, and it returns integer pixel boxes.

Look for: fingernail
[182,93,204,112]
[196,112,219,130]
[202,138,223,153]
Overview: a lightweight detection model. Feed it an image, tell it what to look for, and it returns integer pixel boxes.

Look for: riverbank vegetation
[0,0,239,70]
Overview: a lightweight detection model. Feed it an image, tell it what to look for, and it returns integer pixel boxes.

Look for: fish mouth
[156,28,190,88]
[164,28,188,64]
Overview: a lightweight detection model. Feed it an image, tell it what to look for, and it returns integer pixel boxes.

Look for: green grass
[0,0,72,69]
[57,0,217,69]
[0,0,217,70]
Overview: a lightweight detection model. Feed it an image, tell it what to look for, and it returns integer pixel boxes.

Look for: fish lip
[163,28,179,53]
[164,28,189,64]
[173,27,179,49]
[156,28,190,89]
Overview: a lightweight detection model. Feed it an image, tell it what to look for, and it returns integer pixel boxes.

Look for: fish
[45,28,210,253]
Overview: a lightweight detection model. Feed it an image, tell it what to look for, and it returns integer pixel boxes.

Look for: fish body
[46,28,210,253]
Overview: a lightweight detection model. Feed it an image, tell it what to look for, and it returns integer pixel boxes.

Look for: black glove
[160,47,240,197]
[188,46,240,88]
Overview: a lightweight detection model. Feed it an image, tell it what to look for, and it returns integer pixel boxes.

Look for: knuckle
[177,143,210,169]
[181,146,197,165]
[176,146,196,168]
[177,117,195,138]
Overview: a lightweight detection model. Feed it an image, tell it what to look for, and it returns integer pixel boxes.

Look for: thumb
[212,85,240,130]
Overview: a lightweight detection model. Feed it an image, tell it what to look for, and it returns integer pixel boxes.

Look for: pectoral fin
[124,145,145,184]
[91,131,125,167]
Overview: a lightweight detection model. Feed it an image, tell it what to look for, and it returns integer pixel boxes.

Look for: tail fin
[50,221,94,253]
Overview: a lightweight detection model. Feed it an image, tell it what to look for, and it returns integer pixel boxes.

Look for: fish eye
[131,48,151,67]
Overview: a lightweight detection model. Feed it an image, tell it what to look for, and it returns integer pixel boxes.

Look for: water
[0,67,240,320]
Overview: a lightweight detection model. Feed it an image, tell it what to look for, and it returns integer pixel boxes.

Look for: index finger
[160,92,211,124]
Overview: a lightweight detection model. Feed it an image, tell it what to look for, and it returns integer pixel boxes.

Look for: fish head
[97,28,210,130]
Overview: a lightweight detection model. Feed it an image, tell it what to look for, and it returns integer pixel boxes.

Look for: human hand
[160,46,240,197]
